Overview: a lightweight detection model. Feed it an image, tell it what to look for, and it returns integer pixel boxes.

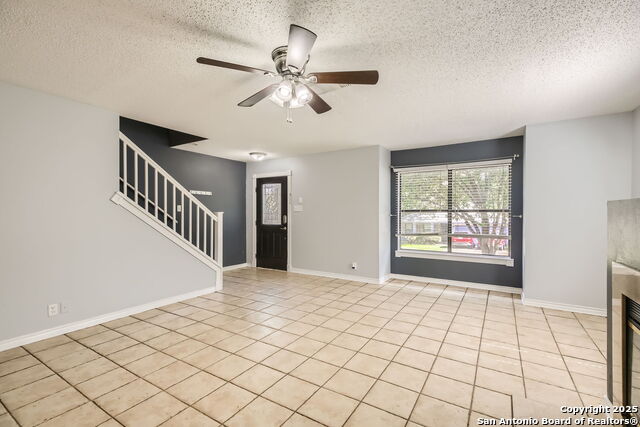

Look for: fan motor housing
[271,46,290,75]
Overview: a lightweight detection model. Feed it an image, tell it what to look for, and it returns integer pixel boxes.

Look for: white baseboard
[0,287,216,353]
[224,263,249,271]
[521,294,606,316]
[388,273,522,294]
[289,267,385,285]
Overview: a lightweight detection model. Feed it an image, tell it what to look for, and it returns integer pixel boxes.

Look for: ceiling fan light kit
[197,24,379,123]
[271,79,313,107]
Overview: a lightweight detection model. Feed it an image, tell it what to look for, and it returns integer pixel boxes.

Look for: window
[262,183,282,225]
[396,159,512,263]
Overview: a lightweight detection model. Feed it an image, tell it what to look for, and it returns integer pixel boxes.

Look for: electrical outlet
[351,262,358,270]
[48,303,59,317]
[60,303,69,314]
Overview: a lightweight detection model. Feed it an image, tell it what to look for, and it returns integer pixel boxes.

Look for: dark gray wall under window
[120,117,246,267]
[391,137,523,288]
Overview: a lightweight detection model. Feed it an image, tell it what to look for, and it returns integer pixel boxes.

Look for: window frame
[394,159,514,267]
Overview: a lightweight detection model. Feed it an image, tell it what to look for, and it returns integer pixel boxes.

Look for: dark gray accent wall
[391,137,523,288]
[120,117,246,267]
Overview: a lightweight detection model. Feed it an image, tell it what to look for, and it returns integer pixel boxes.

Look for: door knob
[280,226,287,230]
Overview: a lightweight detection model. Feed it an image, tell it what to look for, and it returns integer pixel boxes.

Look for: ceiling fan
[197,24,379,123]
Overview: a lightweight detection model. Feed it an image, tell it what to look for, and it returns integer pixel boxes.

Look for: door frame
[252,170,292,270]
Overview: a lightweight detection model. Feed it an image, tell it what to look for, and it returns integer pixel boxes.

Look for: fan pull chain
[286,104,293,123]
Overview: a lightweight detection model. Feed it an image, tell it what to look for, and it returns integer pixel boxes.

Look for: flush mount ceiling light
[249,152,266,161]
[197,24,379,123]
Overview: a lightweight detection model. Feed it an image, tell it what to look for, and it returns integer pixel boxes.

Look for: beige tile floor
[0,268,608,426]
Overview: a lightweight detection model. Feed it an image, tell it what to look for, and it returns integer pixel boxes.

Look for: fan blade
[305,86,331,114]
[238,84,279,107]
[309,70,379,85]
[286,25,317,71]
[197,57,272,75]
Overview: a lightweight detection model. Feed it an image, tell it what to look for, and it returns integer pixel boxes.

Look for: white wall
[0,82,215,343]
[246,146,389,281]
[378,147,391,280]
[633,106,640,198]
[524,112,634,312]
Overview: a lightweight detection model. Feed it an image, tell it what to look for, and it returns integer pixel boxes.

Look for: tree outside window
[398,162,511,257]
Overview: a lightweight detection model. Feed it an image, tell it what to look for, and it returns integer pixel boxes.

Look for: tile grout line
[466,288,491,426]
[540,309,585,406]
[337,281,452,426]
[574,315,608,361]
[9,300,328,427]
[1,268,600,427]
[552,311,608,398]
[98,274,401,425]
[42,305,281,425]
[0,361,58,395]
[0,282,568,426]
[511,292,528,407]
[244,276,439,425]
[188,270,608,414]
[17,344,122,426]
[63,329,193,424]
[146,274,424,425]
[8,276,494,426]
[401,284,472,427]
[278,279,443,426]
[275,278,464,424]
[0,397,21,427]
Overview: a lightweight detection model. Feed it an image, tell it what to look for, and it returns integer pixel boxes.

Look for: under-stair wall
[0,82,218,349]
[112,132,224,283]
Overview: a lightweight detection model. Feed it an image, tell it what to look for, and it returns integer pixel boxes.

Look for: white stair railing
[111,132,223,289]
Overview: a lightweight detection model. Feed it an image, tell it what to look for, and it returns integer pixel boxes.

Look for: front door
[256,176,288,270]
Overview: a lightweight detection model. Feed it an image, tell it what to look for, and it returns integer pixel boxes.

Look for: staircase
[111,132,223,289]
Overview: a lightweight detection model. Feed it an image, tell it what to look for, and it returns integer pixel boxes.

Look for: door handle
[280,226,287,230]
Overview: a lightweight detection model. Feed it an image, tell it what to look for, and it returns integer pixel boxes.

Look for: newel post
[215,212,224,291]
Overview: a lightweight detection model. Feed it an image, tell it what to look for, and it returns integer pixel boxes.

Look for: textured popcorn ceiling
[1,0,639,160]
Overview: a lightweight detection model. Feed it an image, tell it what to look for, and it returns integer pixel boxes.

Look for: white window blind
[396,159,512,258]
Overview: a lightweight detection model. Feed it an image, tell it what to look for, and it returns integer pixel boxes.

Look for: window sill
[395,250,514,267]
